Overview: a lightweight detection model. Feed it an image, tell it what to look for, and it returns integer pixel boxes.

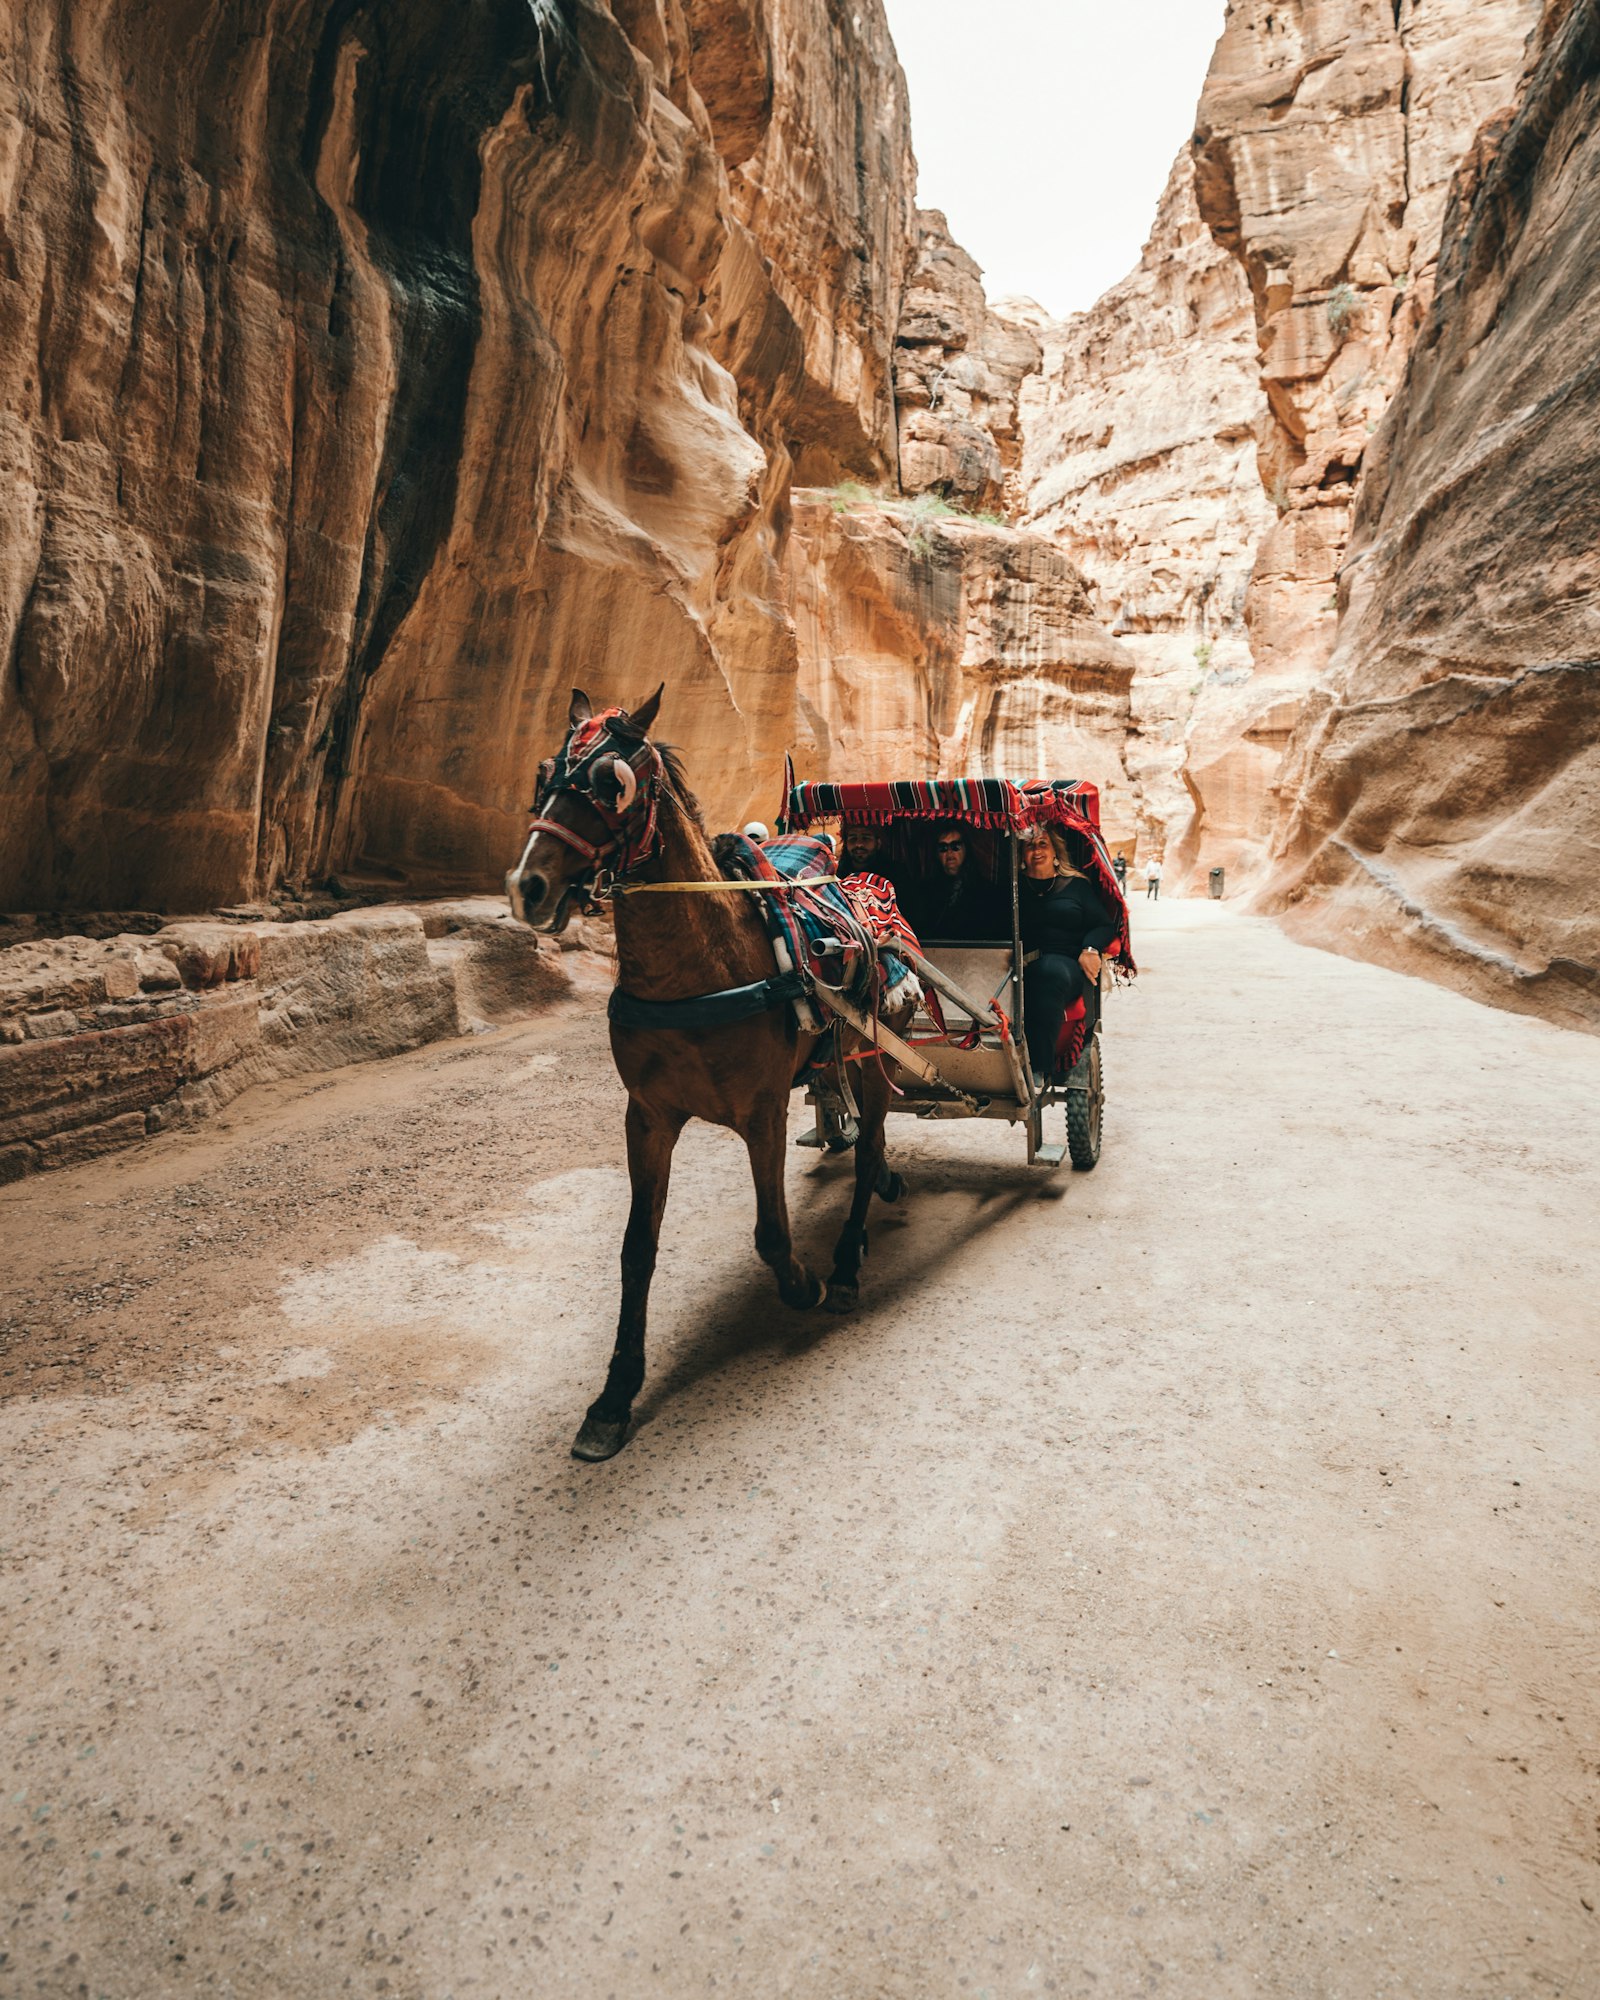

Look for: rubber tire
[1066,1036,1103,1171]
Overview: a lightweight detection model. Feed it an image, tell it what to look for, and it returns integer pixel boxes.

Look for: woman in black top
[1019,824,1118,1085]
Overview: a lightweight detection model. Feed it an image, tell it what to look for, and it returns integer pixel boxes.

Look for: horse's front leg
[826,1055,903,1313]
[572,1099,682,1462]
[744,1101,825,1312]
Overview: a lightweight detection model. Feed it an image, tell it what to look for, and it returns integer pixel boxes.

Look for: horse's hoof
[824,1283,859,1315]
[877,1168,906,1204]
[781,1269,825,1312]
[572,1414,630,1461]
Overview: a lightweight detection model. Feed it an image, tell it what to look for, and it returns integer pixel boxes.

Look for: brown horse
[507,688,909,1461]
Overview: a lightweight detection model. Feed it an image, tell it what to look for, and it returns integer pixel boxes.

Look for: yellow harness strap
[610,876,840,895]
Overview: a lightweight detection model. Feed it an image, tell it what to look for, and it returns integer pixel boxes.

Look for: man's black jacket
[914,869,1009,941]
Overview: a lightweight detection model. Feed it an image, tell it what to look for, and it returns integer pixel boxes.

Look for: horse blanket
[719,834,928,1021]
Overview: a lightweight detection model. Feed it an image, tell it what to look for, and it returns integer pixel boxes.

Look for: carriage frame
[779,775,1131,1171]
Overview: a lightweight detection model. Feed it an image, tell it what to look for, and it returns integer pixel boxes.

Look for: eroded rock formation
[1157,0,1543,885]
[726,0,915,483]
[894,212,1042,515]
[782,202,1133,831]
[788,493,1136,835]
[1193,0,1540,684]
[1262,0,1600,1027]
[1010,0,1550,893]
[1012,155,1274,867]
[0,0,915,912]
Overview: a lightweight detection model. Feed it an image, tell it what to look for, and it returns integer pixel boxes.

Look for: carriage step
[1033,1142,1067,1166]
[796,1117,859,1150]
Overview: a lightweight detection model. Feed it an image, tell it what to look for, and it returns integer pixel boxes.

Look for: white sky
[881,0,1230,319]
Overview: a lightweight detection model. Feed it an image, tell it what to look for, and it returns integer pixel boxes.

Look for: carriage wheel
[1065,1036,1103,1171]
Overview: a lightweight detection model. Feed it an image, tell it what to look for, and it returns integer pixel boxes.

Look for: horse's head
[507,685,665,932]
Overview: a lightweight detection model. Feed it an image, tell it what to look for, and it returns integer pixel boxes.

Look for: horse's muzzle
[508,867,577,935]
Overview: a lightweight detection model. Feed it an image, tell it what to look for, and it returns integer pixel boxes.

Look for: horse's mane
[655,741,704,829]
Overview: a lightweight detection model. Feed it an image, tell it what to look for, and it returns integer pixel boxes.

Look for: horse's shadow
[624,1149,1071,1439]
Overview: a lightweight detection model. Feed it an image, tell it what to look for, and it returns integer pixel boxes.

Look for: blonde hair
[1028,823,1086,879]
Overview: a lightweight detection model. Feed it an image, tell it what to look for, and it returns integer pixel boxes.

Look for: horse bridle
[520,708,666,903]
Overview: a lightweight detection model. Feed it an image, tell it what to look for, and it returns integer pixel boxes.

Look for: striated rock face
[1012,155,1274,867]
[726,0,916,483]
[1009,0,1542,889]
[783,207,1130,833]
[1263,0,1600,1027]
[894,212,1042,515]
[787,494,1137,836]
[1189,0,1540,736]
[0,0,916,913]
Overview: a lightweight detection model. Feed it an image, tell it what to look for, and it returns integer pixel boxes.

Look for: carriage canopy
[781,775,1104,836]
[779,770,1133,975]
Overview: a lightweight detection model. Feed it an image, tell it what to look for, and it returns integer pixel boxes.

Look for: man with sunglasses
[916,824,1005,941]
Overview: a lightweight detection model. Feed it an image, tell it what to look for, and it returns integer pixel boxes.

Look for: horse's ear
[568,688,592,729]
[627,683,665,736]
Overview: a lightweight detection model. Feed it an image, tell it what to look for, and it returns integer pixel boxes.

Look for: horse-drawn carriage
[508,689,1135,1458]
[779,774,1131,1173]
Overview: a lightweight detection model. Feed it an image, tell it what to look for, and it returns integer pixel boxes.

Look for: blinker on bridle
[523,707,666,897]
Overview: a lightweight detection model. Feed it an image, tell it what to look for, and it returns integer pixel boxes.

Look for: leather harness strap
[610,876,841,895]
[524,816,614,865]
[607,973,805,1032]
[524,713,827,1031]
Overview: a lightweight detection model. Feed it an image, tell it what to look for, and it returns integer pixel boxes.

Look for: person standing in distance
[1146,857,1162,901]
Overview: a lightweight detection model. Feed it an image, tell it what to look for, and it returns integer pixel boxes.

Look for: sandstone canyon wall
[1262,0,1600,1028]
[1193,0,1540,687]
[1170,0,1543,881]
[1005,0,1553,895]
[787,492,1136,831]
[0,0,915,913]
[783,205,1136,835]
[894,210,1041,517]
[1011,155,1275,869]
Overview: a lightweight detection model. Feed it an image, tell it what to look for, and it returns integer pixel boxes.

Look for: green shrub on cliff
[827,483,1010,551]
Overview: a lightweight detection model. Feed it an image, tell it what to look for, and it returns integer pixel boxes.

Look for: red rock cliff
[0,0,915,911]
[1263,0,1600,1027]
[1012,154,1274,871]
[1169,0,1541,893]
[1012,0,1549,895]
[1193,0,1540,686]
[788,491,1136,832]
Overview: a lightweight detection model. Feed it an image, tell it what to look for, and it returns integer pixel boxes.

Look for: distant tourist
[1146,858,1162,901]
[1112,853,1129,893]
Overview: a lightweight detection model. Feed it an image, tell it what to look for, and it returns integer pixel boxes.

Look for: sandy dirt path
[2,901,1597,1999]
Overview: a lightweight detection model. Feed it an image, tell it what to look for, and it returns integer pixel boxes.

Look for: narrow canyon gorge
[4,15,1599,1991]
[3,0,1597,1170]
